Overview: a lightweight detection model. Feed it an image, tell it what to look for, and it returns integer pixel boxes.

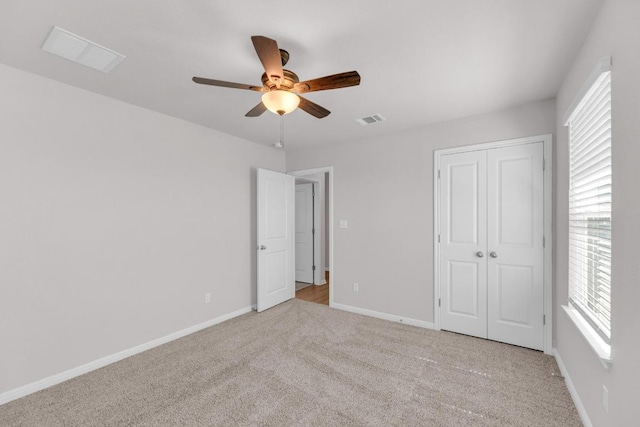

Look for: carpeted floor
[0,300,581,426]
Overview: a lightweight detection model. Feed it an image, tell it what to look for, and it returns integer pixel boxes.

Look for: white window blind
[567,70,612,341]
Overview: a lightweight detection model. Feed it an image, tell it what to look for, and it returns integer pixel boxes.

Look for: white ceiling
[1,0,602,150]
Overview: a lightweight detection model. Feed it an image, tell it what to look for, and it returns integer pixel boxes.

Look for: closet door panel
[439,151,488,338]
[486,143,544,350]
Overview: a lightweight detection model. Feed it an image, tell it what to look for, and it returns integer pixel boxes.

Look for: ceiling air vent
[42,26,126,73]
[355,114,386,126]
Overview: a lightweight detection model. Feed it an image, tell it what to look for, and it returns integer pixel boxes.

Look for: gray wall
[554,0,640,425]
[5,4,639,423]
[0,64,285,393]
[286,99,555,323]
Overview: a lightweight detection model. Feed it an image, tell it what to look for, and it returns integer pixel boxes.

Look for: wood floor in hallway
[295,283,329,305]
[295,271,329,305]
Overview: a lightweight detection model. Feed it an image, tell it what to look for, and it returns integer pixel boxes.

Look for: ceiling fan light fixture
[262,90,300,115]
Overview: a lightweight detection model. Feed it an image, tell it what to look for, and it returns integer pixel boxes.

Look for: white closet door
[439,150,488,338]
[487,143,544,350]
[438,142,544,351]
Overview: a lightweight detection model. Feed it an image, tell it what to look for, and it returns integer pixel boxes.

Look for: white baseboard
[0,305,253,406]
[332,303,435,330]
[553,348,593,427]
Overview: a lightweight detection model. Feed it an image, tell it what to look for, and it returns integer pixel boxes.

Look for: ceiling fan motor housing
[261,69,302,92]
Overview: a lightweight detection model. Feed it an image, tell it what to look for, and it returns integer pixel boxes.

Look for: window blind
[567,71,612,340]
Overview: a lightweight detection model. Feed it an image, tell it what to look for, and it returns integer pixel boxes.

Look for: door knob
[490,252,498,258]
[476,251,484,258]
[259,245,267,250]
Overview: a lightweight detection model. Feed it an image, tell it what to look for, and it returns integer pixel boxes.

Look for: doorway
[434,135,553,353]
[290,167,333,306]
[295,180,316,286]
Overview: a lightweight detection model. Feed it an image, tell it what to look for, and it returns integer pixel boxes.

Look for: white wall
[0,63,285,394]
[286,99,555,323]
[554,1,640,425]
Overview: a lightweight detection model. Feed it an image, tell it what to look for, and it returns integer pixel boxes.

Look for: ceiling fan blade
[294,71,361,93]
[245,102,268,117]
[251,36,284,86]
[298,96,331,119]
[192,77,264,92]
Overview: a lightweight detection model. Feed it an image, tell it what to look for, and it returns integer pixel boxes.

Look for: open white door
[295,182,314,283]
[257,168,295,312]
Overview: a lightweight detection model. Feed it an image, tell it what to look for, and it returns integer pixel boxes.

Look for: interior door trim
[433,134,553,354]
[288,167,334,307]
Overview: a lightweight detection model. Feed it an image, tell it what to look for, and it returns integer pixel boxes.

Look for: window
[567,69,612,342]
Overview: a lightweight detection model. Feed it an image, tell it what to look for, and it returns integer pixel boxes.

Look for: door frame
[433,134,553,354]
[289,167,334,306]
[294,178,321,284]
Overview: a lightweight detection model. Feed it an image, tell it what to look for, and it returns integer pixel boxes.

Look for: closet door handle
[490,252,498,258]
[476,251,484,258]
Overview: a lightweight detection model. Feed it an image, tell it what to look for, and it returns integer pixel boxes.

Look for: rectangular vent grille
[355,114,386,126]
[42,26,126,73]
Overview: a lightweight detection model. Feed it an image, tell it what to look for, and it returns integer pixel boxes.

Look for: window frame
[562,56,612,368]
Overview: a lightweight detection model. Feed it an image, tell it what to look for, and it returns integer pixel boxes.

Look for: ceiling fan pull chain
[279,114,285,148]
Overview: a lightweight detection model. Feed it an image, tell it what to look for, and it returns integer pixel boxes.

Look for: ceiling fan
[192,36,361,118]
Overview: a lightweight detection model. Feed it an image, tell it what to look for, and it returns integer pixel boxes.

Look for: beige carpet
[0,300,581,426]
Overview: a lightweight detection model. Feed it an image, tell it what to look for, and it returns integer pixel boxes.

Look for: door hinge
[312,265,316,271]
[543,158,546,171]
[438,169,441,179]
[543,314,546,325]
[438,298,441,307]
[438,234,441,243]
[312,228,315,235]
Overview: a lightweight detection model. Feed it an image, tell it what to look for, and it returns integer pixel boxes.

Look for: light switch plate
[339,220,348,229]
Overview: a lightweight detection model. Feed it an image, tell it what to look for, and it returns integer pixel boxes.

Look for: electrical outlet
[602,385,609,414]
[205,293,211,304]
[353,283,359,292]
